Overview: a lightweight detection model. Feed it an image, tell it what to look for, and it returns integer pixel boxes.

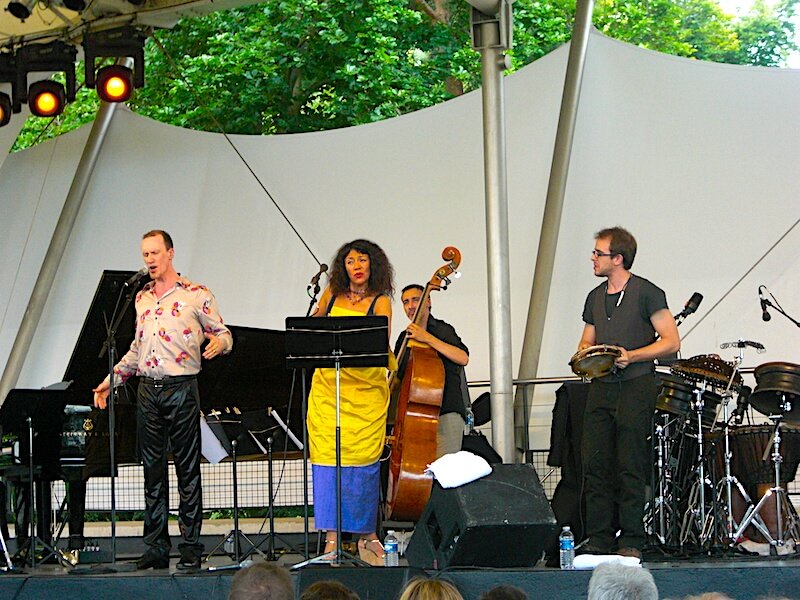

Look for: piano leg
[67,479,86,550]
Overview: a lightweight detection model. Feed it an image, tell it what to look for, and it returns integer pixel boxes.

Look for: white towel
[573,554,642,570]
[425,450,492,488]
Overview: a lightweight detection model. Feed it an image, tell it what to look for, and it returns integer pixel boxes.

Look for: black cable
[150,33,323,266]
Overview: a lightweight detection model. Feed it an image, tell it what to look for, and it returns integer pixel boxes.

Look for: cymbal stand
[714,347,768,545]
[734,401,800,551]
[692,383,709,541]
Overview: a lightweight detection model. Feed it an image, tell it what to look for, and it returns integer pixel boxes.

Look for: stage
[1,549,799,599]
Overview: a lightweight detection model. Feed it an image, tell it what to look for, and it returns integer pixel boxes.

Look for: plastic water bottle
[559,526,575,570]
[383,531,399,567]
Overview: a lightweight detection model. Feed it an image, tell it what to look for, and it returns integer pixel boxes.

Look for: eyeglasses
[592,249,617,258]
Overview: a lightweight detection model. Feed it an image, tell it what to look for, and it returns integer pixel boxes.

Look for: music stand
[240,407,303,561]
[204,411,268,570]
[0,389,72,568]
[285,316,388,568]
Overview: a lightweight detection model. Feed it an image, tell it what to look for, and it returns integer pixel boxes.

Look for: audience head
[300,580,359,600]
[683,595,735,600]
[587,562,658,600]
[479,584,529,600]
[228,562,294,600]
[398,577,464,600]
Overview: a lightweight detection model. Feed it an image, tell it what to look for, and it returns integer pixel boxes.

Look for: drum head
[671,354,742,391]
[569,345,621,380]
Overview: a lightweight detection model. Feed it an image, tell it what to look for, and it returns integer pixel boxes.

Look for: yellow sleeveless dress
[307,304,390,466]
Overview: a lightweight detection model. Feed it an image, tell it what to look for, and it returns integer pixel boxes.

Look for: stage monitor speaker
[406,463,557,569]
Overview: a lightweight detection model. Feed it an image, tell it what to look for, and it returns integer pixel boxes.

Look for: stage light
[7,0,35,20]
[0,92,11,126]
[15,42,77,116]
[83,26,146,98]
[96,64,133,102]
[28,80,66,117]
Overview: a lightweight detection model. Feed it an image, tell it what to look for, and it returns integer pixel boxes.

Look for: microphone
[733,385,751,424]
[674,292,703,325]
[307,263,328,292]
[310,263,328,285]
[124,267,149,287]
[759,286,771,321]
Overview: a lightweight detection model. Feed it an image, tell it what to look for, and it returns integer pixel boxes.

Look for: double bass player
[394,284,470,458]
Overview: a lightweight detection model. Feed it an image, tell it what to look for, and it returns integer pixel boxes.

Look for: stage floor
[1,545,799,600]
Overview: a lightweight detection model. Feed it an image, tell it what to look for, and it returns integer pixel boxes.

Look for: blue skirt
[312,462,380,534]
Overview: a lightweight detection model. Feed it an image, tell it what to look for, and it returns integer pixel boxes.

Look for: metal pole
[514,0,595,453]
[0,73,125,406]
[472,2,515,463]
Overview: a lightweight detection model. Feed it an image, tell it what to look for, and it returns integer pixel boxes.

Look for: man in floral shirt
[93,229,232,571]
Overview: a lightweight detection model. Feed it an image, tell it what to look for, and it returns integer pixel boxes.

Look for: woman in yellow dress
[307,239,394,565]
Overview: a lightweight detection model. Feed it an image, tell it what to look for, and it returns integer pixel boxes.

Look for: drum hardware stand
[716,339,770,547]
[733,401,800,552]
[649,414,679,546]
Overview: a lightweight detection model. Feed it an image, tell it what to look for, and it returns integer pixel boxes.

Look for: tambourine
[569,344,622,380]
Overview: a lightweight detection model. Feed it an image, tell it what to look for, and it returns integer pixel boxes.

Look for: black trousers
[581,373,657,551]
[137,378,203,556]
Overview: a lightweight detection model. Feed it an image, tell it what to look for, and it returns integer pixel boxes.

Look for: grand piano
[1,270,305,553]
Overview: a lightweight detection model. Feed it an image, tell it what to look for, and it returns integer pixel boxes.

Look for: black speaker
[406,464,557,569]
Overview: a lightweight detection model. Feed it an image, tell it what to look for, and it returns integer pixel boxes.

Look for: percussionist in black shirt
[577,227,680,558]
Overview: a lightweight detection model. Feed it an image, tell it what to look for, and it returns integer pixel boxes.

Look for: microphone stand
[762,295,800,328]
[302,279,321,558]
[98,275,141,565]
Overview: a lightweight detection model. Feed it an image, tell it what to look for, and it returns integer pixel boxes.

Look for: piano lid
[197,325,306,434]
[63,269,147,396]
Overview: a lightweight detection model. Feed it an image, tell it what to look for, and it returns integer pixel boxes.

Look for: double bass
[385,247,461,521]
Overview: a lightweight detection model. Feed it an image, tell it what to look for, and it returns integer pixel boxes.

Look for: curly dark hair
[328,239,394,298]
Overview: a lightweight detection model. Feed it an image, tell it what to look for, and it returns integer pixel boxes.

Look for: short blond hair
[398,578,463,600]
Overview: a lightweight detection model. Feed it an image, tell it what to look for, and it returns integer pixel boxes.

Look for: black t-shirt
[582,275,667,328]
[394,315,469,417]
[582,274,668,381]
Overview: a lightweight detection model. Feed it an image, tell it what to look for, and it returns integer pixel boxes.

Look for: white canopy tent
[1,30,798,449]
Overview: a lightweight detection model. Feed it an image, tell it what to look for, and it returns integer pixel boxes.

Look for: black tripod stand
[241,407,304,561]
[205,416,267,571]
[285,315,389,568]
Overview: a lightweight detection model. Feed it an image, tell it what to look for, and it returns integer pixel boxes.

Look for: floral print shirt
[112,276,232,384]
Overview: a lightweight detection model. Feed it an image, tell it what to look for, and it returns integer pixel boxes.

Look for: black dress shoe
[136,550,170,570]
[176,553,201,572]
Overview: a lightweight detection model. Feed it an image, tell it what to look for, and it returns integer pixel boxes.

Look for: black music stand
[0,389,71,568]
[285,316,388,568]
[204,412,268,571]
[240,407,304,561]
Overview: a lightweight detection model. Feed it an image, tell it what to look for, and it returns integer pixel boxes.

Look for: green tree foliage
[10,0,799,148]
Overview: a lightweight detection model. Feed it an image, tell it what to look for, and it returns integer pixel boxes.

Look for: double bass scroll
[385,246,461,522]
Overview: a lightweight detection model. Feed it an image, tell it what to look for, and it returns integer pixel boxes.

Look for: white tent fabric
[1,30,799,448]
